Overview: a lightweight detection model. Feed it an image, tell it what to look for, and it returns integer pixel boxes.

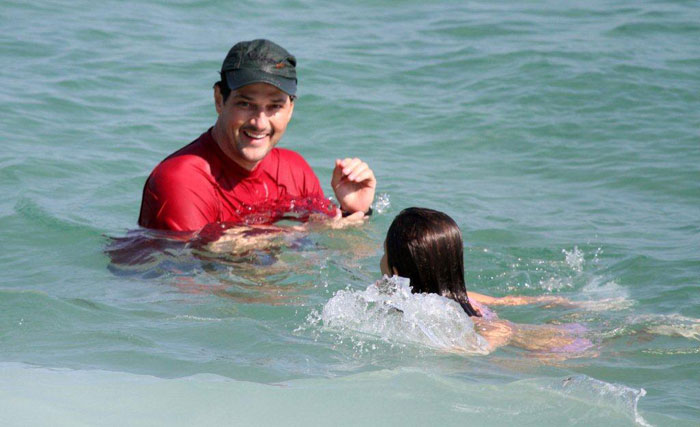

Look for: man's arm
[281,150,374,228]
[138,161,219,231]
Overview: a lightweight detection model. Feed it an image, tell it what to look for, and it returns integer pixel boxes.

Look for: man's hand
[331,157,376,214]
[306,209,368,230]
[205,224,291,254]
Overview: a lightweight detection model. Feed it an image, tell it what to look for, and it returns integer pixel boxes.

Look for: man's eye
[269,104,283,110]
[236,101,250,108]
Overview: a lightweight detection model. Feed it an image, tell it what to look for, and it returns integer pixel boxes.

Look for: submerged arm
[473,318,593,357]
[205,224,301,254]
[469,292,572,307]
[473,318,514,350]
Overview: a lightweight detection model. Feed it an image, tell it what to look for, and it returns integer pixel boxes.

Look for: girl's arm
[508,323,594,358]
[472,318,514,350]
[469,291,573,307]
[468,291,500,305]
[473,319,594,357]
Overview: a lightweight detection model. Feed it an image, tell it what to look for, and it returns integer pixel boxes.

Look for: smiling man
[138,39,376,231]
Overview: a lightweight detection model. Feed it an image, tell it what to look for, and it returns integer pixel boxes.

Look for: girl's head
[381,207,480,316]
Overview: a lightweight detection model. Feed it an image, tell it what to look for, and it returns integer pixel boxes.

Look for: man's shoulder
[150,137,213,184]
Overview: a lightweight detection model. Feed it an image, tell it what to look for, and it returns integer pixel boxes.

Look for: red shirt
[138,129,335,231]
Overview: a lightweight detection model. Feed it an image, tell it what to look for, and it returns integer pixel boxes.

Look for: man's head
[217,39,297,102]
[212,39,297,170]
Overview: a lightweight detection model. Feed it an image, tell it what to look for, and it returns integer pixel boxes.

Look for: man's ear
[214,84,224,114]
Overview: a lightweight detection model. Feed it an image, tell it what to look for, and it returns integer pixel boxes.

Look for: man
[138,39,375,231]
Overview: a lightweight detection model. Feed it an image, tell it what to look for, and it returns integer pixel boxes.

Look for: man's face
[213,82,294,170]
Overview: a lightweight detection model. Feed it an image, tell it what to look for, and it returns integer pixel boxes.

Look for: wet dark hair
[385,207,481,317]
[215,73,232,103]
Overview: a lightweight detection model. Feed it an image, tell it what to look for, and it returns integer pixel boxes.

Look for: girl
[380,207,591,354]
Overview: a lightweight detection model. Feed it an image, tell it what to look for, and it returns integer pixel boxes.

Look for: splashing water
[563,246,584,273]
[577,278,635,312]
[516,246,589,293]
[538,277,573,292]
[373,193,391,214]
[318,276,490,354]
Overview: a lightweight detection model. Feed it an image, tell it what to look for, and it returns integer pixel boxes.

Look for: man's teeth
[244,130,268,139]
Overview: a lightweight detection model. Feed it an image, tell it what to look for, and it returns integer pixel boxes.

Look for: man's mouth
[243,129,270,140]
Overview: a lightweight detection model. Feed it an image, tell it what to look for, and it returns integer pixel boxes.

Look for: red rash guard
[138,129,336,231]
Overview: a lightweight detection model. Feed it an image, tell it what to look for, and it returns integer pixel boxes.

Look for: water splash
[317,276,490,354]
[537,277,573,292]
[562,246,584,273]
[507,246,591,293]
[372,193,391,214]
[577,278,634,312]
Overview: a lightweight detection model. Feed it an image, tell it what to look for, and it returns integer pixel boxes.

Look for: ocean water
[1,0,699,425]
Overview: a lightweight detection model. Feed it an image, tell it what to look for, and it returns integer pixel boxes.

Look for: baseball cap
[221,39,297,97]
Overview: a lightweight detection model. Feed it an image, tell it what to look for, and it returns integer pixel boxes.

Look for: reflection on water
[105,222,374,307]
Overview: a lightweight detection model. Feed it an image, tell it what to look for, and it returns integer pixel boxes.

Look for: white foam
[577,278,634,311]
[172,315,223,322]
[319,276,490,354]
[633,313,700,341]
[576,297,635,312]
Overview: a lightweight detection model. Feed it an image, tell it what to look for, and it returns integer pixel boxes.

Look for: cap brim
[225,69,297,96]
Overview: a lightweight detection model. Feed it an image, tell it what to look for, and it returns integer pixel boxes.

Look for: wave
[0,363,652,426]
[535,375,650,426]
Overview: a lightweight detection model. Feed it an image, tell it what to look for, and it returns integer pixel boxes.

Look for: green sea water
[1,0,699,425]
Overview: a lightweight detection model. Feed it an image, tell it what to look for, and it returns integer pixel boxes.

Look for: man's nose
[248,107,270,129]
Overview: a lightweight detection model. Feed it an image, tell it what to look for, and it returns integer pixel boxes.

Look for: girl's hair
[386,207,481,317]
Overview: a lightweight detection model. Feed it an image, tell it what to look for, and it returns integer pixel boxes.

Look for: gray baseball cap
[221,39,297,96]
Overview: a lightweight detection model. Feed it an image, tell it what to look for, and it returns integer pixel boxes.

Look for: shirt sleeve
[138,159,219,231]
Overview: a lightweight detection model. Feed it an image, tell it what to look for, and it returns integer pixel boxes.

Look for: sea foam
[634,313,700,341]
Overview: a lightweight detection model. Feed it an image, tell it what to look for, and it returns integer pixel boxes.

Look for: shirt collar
[203,127,266,179]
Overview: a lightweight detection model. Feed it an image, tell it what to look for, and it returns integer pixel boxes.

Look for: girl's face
[380,240,392,276]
